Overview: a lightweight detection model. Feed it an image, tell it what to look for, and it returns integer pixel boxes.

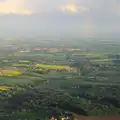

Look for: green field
[72,52,105,57]
[90,59,111,62]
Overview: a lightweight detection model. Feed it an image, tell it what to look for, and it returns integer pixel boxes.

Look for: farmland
[36,64,72,70]
[0,69,21,76]
[1,39,120,119]
[0,86,10,91]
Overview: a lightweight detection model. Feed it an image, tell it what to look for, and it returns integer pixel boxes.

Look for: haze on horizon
[0,0,120,38]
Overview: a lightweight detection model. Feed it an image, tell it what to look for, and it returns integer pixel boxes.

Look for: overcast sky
[0,0,120,38]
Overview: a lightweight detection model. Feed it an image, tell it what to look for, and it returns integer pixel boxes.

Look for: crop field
[15,52,54,57]
[90,59,111,62]
[36,64,72,70]
[0,60,9,62]
[0,86,10,91]
[12,64,30,67]
[19,60,31,63]
[0,69,22,76]
[0,76,38,85]
[72,52,105,57]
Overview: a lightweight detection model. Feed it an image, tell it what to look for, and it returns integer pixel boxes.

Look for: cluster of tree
[0,86,88,119]
[1,84,120,120]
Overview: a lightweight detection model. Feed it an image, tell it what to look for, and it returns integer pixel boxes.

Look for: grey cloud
[0,0,120,38]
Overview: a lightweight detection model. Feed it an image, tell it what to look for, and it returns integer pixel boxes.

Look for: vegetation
[0,39,120,119]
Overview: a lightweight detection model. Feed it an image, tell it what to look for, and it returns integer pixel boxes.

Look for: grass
[72,52,105,57]
[16,53,54,57]
[0,69,22,76]
[90,59,111,62]
[33,54,54,57]
[0,76,35,85]
[19,60,31,63]
[12,64,30,67]
[1,60,9,62]
[36,64,71,70]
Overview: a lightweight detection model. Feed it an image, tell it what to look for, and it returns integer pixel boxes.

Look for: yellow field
[0,69,21,76]
[36,64,71,70]
[0,86,10,91]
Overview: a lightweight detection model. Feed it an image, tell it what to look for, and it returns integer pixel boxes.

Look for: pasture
[90,59,111,62]
[72,52,105,57]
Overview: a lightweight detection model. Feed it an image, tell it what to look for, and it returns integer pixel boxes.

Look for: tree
[70,59,92,76]
[116,55,120,60]
[66,53,71,60]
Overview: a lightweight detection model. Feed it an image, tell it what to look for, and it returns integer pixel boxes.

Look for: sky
[0,0,120,38]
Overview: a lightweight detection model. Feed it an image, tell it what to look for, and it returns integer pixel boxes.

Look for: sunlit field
[0,86,10,91]
[0,69,22,76]
[19,60,31,63]
[36,64,72,70]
